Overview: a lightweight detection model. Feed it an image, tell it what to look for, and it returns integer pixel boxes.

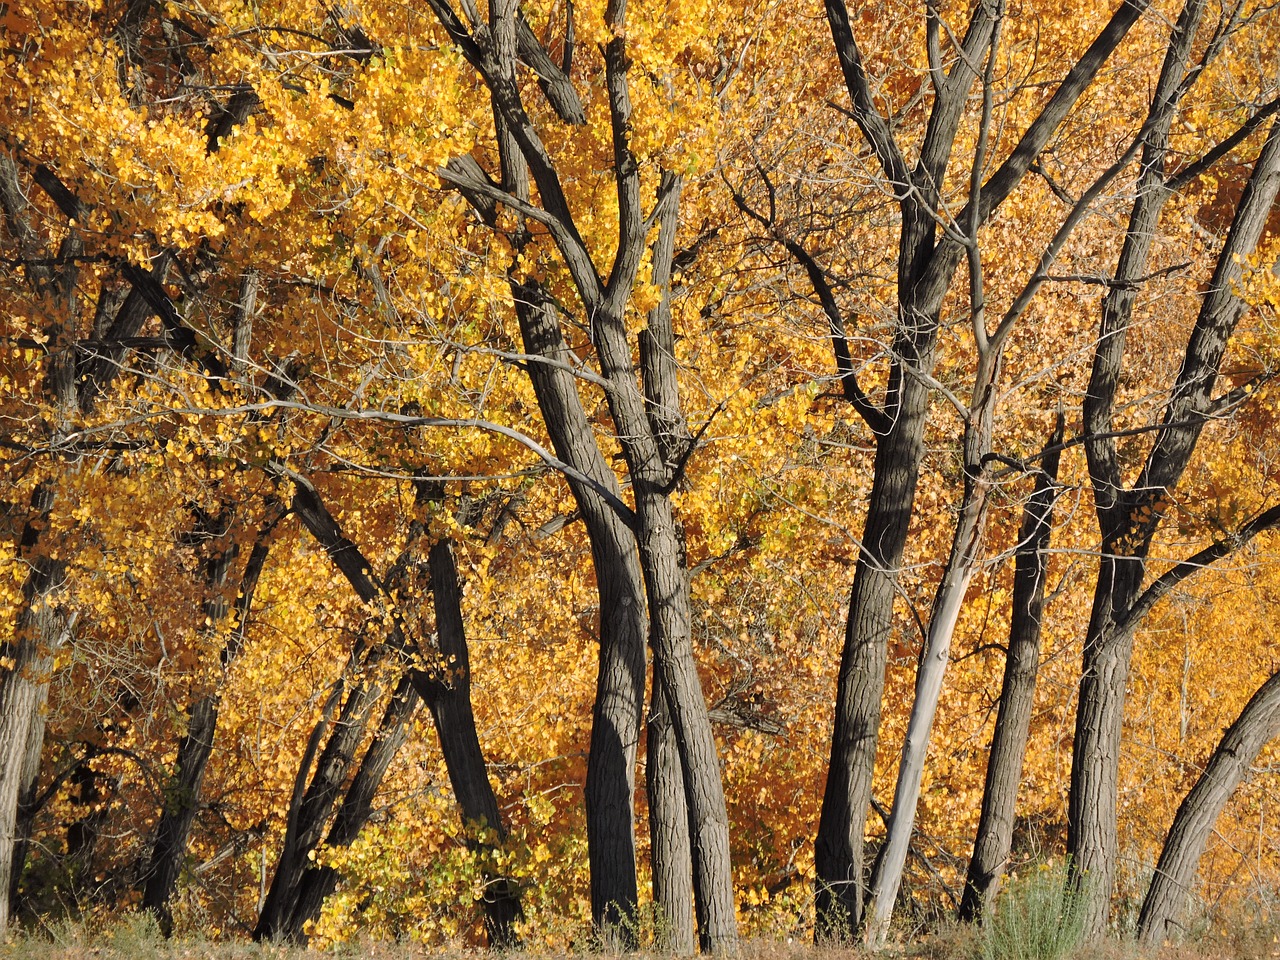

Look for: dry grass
[2,921,1278,960]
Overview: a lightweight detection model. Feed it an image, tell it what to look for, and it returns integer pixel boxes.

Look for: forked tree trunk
[811,0,1144,931]
[1137,669,1280,944]
[1072,110,1280,937]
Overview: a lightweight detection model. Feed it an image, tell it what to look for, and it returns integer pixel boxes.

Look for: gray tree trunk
[1137,669,1280,944]
[1072,79,1280,935]
[648,670,694,953]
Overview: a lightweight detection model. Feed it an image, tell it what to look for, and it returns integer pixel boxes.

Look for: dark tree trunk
[424,7,738,946]
[648,662,694,953]
[1137,669,1280,944]
[1070,69,1280,932]
[512,284,649,944]
[142,518,274,933]
[959,419,1064,922]
[281,673,421,940]
[411,538,522,947]
[809,0,1151,937]
[815,377,930,937]
[254,662,393,941]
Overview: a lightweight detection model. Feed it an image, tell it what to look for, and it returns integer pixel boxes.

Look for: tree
[764,0,1157,937]
[1137,665,1280,943]
[958,419,1065,921]
[423,0,740,948]
[1069,25,1280,932]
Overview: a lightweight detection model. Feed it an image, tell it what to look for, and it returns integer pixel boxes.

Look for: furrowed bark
[813,0,1143,935]
[648,671,694,953]
[1070,106,1280,937]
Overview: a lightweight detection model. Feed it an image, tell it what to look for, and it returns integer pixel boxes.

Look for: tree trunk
[864,368,999,944]
[1067,8,1280,937]
[635,488,736,953]
[411,538,522,948]
[0,484,71,931]
[282,673,421,940]
[1137,669,1280,944]
[959,420,1064,922]
[255,662,392,941]
[512,284,649,944]
[815,375,931,937]
[648,666,694,953]
[142,520,274,933]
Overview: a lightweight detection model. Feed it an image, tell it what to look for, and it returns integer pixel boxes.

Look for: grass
[2,907,1277,960]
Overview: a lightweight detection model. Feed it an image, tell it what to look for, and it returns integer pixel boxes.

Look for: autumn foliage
[1,0,1279,951]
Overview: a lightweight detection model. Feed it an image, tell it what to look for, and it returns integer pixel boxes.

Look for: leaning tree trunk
[1071,106,1280,938]
[282,673,421,940]
[410,538,522,947]
[810,0,1150,936]
[959,420,1064,922]
[142,524,274,933]
[864,334,1003,944]
[1137,669,1280,944]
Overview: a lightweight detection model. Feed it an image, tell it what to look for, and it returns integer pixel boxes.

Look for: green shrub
[974,862,1086,960]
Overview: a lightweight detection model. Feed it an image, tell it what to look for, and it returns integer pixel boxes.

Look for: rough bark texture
[812,0,1145,935]
[425,3,740,948]
[1072,85,1280,935]
[0,561,69,931]
[648,671,694,953]
[959,421,1064,922]
[513,283,649,942]
[814,379,931,936]
[1137,669,1280,944]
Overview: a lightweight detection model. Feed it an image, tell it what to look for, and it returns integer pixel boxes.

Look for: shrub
[974,862,1086,960]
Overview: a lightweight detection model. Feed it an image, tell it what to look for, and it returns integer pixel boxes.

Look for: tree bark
[282,673,421,940]
[959,421,1064,922]
[648,669,694,953]
[815,378,932,937]
[1071,90,1280,935]
[0,551,70,931]
[512,282,649,943]
[1137,669,1280,944]
[812,0,1144,934]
